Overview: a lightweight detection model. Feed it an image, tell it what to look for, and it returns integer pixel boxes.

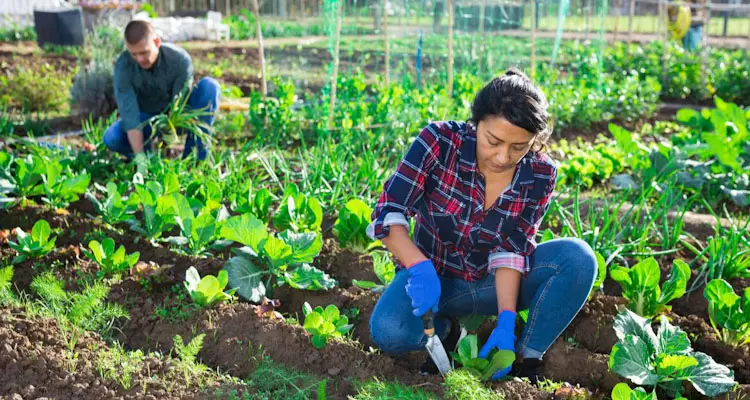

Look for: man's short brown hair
[124,20,156,44]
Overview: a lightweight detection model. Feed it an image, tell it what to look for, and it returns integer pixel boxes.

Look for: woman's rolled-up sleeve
[366,125,441,240]
[488,167,557,276]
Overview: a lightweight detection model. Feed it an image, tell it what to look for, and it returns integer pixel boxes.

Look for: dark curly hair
[469,68,552,152]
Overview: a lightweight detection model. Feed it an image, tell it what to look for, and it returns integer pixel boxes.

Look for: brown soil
[565,293,626,354]
[314,238,378,287]
[115,300,445,399]
[543,339,625,396]
[0,307,250,400]
[493,379,553,400]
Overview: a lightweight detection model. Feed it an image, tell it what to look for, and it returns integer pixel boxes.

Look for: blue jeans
[682,25,702,51]
[369,238,597,359]
[103,77,221,160]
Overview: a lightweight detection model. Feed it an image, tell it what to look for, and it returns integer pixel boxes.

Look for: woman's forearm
[495,268,521,312]
[381,225,428,267]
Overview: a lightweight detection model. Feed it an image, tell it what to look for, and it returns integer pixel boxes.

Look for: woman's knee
[549,238,598,285]
[369,306,421,353]
[102,121,124,152]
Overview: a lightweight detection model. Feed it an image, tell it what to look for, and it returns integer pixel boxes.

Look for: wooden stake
[251,0,268,96]
[447,0,454,97]
[327,0,344,130]
[384,0,390,87]
[531,0,537,79]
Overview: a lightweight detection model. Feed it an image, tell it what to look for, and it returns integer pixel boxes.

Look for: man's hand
[405,259,441,317]
[133,152,150,176]
[479,309,517,380]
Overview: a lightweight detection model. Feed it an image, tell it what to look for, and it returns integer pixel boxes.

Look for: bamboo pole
[628,0,635,38]
[447,0,455,96]
[251,0,268,96]
[531,0,537,79]
[660,0,667,88]
[384,0,390,87]
[327,0,344,130]
[614,0,621,42]
[479,0,487,36]
[701,0,710,98]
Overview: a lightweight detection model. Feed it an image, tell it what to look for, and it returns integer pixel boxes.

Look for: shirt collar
[458,122,536,192]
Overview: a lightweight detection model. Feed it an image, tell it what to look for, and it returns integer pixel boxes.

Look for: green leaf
[458,335,478,364]
[322,305,340,322]
[223,254,267,303]
[684,352,736,397]
[656,354,698,377]
[281,263,337,290]
[220,214,268,250]
[302,302,313,317]
[195,276,220,306]
[311,334,327,349]
[352,279,378,289]
[263,235,293,268]
[658,260,690,306]
[279,231,323,264]
[609,335,659,386]
[613,309,658,350]
[611,383,656,400]
[480,350,515,381]
[304,312,324,330]
[656,315,692,355]
[632,257,661,290]
[31,220,51,243]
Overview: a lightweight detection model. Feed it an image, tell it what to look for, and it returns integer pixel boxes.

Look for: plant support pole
[251,0,267,96]
[531,0,537,79]
[628,0,635,38]
[383,0,390,87]
[447,0,454,97]
[327,0,343,130]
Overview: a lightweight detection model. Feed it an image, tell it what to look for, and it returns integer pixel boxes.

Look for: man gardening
[103,20,220,172]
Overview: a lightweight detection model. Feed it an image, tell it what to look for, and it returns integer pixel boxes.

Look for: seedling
[610,257,690,318]
[302,302,352,348]
[333,198,377,253]
[82,237,140,277]
[8,220,57,264]
[184,266,237,307]
[451,334,515,381]
[704,279,750,347]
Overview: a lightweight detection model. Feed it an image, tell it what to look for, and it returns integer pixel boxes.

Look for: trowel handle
[422,310,435,336]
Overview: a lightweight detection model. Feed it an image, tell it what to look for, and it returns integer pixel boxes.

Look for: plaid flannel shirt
[366,121,557,281]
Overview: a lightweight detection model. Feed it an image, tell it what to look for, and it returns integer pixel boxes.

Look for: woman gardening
[366,69,597,381]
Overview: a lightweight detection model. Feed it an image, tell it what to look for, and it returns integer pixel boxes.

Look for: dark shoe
[510,357,545,384]
[419,317,466,375]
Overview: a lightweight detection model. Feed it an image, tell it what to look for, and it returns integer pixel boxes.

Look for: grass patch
[352,378,438,399]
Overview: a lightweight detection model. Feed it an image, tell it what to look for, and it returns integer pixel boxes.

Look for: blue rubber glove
[404,259,441,317]
[479,309,517,380]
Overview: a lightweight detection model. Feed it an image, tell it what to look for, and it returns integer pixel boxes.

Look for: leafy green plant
[608,308,735,397]
[610,383,657,400]
[353,251,396,293]
[230,181,272,223]
[302,302,353,348]
[96,343,145,391]
[333,198,377,253]
[7,153,46,204]
[129,179,179,242]
[39,158,91,208]
[273,183,323,233]
[589,251,607,299]
[0,64,71,112]
[704,279,750,347]
[184,266,236,307]
[690,211,750,291]
[610,257,690,318]
[221,214,334,303]
[0,265,15,305]
[165,193,229,256]
[86,181,139,226]
[450,334,515,381]
[82,237,140,277]
[8,220,57,264]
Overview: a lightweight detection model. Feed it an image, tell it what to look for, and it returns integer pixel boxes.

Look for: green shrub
[0,64,71,113]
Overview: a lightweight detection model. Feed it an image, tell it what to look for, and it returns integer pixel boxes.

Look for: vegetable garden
[2,4,750,399]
